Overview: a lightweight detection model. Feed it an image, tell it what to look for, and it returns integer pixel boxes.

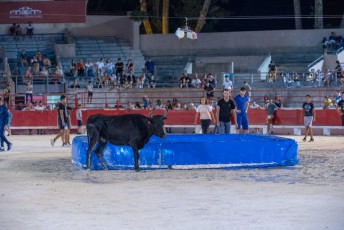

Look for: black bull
[86,113,166,171]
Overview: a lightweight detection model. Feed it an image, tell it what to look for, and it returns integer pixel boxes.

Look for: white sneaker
[50,139,55,147]
[62,144,70,148]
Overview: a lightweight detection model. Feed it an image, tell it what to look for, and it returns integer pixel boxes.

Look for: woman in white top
[194,97,215,134]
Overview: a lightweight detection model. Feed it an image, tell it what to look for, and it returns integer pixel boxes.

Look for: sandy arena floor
[0,134,343,230]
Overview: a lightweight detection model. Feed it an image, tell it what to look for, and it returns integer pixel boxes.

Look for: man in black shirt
[216,89,237,134]
[301,95,315,142]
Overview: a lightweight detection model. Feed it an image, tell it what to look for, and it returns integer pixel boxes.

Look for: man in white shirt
[85,59,94,77]
[34,101,46,111]
[223,75,233,91]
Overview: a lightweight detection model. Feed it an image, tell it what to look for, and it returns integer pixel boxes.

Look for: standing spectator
[115,58,124,76]
[145,57,156,77]
[223,75,233,91]
[3,84,11,106]
[25,82,33,104]
[301,95,316,142]
[85,59,94,78]
[194,97,215,134]
[234,87,250,134]
[266,99,278,134]
[0,97,12,151]
[142,95,151,109]
[336,92,344,126]
[51,95,70,147]
[87,81,93,103]
[76,104,82,134]
[216,89,237,134]
[268,60,277,85]
[26,22,33,38]
[241,81,252,101]
[203,81,215,99]
[323,96,333,109]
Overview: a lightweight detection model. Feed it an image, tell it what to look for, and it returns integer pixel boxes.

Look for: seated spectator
[274,95,282,108]
[20,50,28,66]
[203,81,215,99]
[137,74,145,89]
[249,101,262,109]
[22,102,35,111]
[268,60,277,84]
[96,58,105,77]
[145,57,156,77]
[207,73,216,88]
[148,75,156,88]
[173,103,182,110]
[321,37,328,53]
[263,95,269,108]
[126,101,135,110]
[109,73,118,88]
[223,75,233,91]
[166,100,173,110]
[43,55,52,67]
[154,99,164,109]
[126,70,136,88]
[172,97,179,108]
[26,22,33,38]
[328,32,336,48]
[85,59,94,77]
[34,101,46,111]
[179,72,190,88]
[134,102,142,109]
[105,58,114,75]
[126,59,134,73]
[52,65,64,83]
[188,103,196,110]
[323,96,334,109]
[114,100,124,109]
[77,59,85,76]
[69,59,77,77]
[39,66,49,78]
[115,58,124,76]
[191,73,201,88]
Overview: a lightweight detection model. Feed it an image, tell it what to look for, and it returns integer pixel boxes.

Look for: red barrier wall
[10,109,342,127]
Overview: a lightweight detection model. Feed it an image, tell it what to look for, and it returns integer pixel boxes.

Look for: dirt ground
[0,134,343,230]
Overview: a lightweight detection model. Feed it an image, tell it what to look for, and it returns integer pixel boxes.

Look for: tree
[293,0,302,29]
[194,0,212,33]
[314,0,323,29]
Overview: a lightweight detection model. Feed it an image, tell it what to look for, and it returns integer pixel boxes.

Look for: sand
[0,134,343,230]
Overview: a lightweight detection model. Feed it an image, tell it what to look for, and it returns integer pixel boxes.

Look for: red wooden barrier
[10,108,342,127]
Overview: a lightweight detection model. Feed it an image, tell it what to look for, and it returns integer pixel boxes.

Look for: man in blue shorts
[234,87,249,134]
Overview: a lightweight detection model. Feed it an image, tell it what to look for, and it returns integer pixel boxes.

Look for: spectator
[105,58,114,75]
[263,95,269,108]
[328,32,336,48]
[9,23,16,38]
[23,66,33,83]
[148,75,156,88]
[115,58,124,76]
[137,74,145,89]
[76,59,85,76]
[20,50,28,66]
[223,75,233,91]
[334,60,344,86]
[203,81,215,99]
[194,97,215,134]
[142,95,151,109]
[334,90,341,104]
[39,66,49,78]
[53,65,64,83]
[166,100,173,110]
[3,85,11,106]
[22,102,35,111]
[274,95,282,108]
[114,100,124,109]
[207,73,216,88]
[266,99,278,134]
[126,59,134,73]
[188,103,197,110]
[336,91,344,126]
[268,60,277,85]
[323,96,333,109]
[34,101,46,111]
[241,81,252,101]
[5,103,12,136]
[172,97,179,108]
[96,58,105,77]
[15,24,22,37]
[154,99,164,109]
[280,73,288,88]
[76,104,82,134]
[249,101,262,109]
[234,87,250,134]
[191,73,201,88]
[321,37,328,54]
[134,102,142,109]
[145,57,156,77]
[216,89,237,134]
[69,59,77,77]
[26,22,33,38]
[301,95,315,142]
[25,82,33,104]
[85,59,94,78]
[126,101,135,110]
[0,97,12,151]
[86,81,93,103]
[126,70,136,88]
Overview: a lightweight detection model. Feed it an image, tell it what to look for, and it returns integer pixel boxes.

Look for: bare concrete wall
[140,29,344,52]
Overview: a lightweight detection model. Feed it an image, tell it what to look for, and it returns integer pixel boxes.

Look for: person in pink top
[194,97,215,134]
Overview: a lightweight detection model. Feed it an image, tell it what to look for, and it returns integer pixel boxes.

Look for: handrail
[307,54,324,70]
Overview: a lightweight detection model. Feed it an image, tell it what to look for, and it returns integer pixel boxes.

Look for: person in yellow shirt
[323,96,333,109]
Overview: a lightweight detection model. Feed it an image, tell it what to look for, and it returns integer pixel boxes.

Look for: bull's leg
[95,140,108,170]
[132,146,140,172]
[86,124,100,170]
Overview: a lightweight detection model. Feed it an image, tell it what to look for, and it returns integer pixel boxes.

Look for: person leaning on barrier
[336,92,344,126]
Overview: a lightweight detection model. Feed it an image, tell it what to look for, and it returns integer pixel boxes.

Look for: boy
[301,95,316,142]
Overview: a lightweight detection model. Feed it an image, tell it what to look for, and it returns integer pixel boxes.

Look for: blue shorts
[236,113,249,130]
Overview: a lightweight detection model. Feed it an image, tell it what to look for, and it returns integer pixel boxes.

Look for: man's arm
[216,105,220,126]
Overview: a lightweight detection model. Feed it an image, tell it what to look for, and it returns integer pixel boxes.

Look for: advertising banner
[0,1,86,24]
